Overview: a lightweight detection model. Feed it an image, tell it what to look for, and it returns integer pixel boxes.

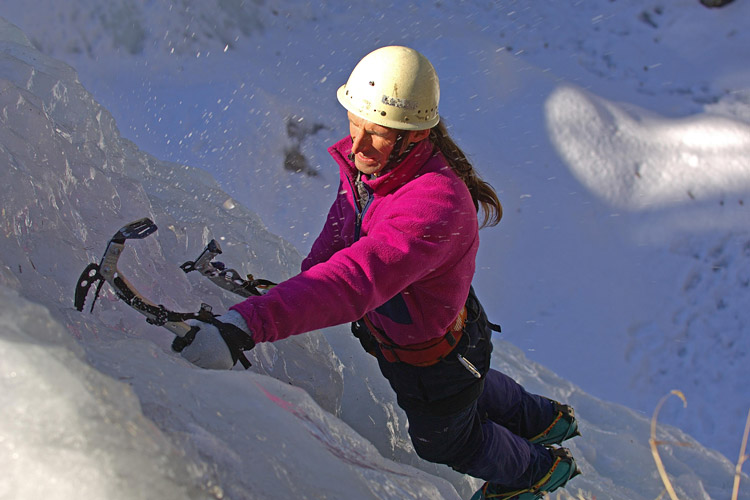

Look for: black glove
[175,310,254,369]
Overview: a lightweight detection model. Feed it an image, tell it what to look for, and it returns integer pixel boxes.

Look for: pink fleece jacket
[231,136,479,346]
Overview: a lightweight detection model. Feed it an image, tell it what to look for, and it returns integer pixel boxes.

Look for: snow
[0,0,749,498]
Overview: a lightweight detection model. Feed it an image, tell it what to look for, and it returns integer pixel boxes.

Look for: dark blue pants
[375,290,555,488]
[404,369,554,487]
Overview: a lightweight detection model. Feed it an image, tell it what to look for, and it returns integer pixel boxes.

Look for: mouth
[356,153,380,167]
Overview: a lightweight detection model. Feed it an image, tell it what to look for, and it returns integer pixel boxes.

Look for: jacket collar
[328,136,436,196]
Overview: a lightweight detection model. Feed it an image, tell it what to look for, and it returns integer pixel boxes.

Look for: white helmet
[337,46,440,131]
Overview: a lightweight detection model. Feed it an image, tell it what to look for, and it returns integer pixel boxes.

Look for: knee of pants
[409,430,482,475]
[407,411,483,468]
[409,429,456,465]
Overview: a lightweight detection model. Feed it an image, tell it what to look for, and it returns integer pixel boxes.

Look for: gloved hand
[177,310,254,370]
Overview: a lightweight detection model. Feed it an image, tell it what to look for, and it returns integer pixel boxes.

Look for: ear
[408,128,431,143]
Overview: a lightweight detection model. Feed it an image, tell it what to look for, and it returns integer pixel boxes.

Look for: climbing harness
[359,306,468,367]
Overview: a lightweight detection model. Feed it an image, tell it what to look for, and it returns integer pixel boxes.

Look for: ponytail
[429,121,502,228]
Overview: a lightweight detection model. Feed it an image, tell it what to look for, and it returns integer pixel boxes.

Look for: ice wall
[0,15,747,500]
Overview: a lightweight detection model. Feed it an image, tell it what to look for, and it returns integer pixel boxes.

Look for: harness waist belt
[363,306,467,367]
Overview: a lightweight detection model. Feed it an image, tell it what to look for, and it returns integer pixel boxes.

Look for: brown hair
[429,121,502,228]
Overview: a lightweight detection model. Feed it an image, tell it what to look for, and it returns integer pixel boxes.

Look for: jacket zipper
[348,176,373,242]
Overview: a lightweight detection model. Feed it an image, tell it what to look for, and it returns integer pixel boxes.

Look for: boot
[471,447,581,500]
[529,400,580,446]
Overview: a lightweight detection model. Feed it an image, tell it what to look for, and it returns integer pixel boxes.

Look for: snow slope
[1,0,749,497]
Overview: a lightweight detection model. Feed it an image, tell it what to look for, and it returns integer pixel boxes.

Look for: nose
[351,125,369,154]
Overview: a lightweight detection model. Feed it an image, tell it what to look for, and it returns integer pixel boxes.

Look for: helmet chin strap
[382,133,417,174]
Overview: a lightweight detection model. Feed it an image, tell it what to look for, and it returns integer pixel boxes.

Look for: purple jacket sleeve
[230,172,477,344]
[301,181,348,272]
